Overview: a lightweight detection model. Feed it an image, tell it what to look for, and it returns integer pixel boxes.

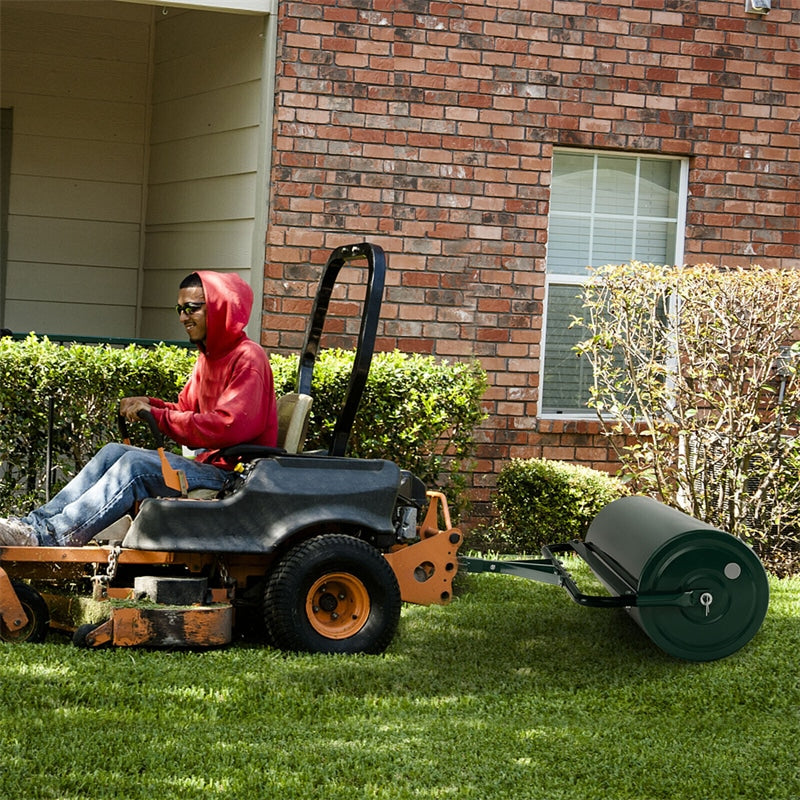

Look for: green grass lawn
[2,565,798,800]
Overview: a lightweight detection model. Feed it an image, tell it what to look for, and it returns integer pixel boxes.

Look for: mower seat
[276,392,313,454]
[219,392,313,462]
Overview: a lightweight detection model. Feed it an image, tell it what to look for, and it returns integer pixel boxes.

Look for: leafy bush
[574,262,800,575]
[271,348,487,496]
[489,458,628,554]
[766,437,800,576]
[0,338,486,516]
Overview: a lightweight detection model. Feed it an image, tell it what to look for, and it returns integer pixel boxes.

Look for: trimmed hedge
[489,458,628,554]
[0,336,486,516]
[0,336,195,512]
[271,349,487,490]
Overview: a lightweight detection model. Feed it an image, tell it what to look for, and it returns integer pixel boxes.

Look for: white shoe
[0,518,38,546]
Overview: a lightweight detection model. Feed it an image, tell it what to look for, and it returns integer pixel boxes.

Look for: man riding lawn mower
[0,243,463,654]
[0,267,278,548]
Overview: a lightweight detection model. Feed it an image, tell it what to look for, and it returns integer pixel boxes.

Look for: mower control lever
[118,409,164,448]
[136,409,164,447]
[117,409,187,496]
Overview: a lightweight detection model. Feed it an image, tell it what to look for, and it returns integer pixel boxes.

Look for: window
[540,149,687,416]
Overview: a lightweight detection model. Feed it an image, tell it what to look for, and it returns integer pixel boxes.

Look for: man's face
[176,286,207,345]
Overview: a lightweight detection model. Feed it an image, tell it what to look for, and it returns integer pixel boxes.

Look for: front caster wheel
[73,622,108,648]
[0,582,49,643]
[263,535,401,655]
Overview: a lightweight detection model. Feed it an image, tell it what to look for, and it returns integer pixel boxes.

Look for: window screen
[540,150,684,415]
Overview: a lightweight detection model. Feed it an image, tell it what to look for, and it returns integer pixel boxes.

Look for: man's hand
[119,396,152,422]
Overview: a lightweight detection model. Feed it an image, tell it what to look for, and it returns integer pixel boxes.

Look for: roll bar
[297,242,386,457]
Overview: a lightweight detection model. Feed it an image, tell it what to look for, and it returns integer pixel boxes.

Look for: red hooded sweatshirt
[148,271,278,469]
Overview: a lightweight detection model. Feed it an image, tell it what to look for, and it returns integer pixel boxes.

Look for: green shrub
[271,348,487,498]
[576,262,800,550]
[491,458,628,554]
[574,262,800,577]
[0,338,486,516]
[0,335,195,513]
[758,437,800,577]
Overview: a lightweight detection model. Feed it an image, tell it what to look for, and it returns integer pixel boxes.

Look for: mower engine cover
[122,455,403,553]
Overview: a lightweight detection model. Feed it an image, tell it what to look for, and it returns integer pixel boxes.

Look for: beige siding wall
[0,1,267,340]
[140,8,266,341]
[0,0,152,336]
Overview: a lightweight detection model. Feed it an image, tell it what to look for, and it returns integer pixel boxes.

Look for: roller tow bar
[459,495,769,662]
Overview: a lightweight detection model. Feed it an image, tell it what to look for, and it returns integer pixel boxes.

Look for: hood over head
[195,271,253,357]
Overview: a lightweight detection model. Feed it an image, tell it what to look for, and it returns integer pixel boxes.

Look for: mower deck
[0,500,462,648]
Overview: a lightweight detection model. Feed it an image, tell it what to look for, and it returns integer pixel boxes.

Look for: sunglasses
[175,302,206,316]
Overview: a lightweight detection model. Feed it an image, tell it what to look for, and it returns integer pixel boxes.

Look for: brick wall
[263,0,800,528]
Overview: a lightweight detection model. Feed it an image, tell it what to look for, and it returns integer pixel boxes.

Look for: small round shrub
[492,458,628,554]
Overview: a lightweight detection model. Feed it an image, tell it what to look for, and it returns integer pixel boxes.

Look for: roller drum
[585,496,769,661]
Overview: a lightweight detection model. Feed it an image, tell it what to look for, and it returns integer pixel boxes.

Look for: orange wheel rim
[305,572,370,640]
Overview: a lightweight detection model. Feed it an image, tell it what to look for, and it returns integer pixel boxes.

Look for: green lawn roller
[461,495,770,662]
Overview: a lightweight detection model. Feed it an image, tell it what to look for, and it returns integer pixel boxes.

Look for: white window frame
[539,148,689,419]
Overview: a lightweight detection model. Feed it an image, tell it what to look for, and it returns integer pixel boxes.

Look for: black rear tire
[263,535,401,655]
[0,582,49,643]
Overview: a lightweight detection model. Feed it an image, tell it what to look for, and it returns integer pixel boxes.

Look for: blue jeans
[21,443,228,546]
